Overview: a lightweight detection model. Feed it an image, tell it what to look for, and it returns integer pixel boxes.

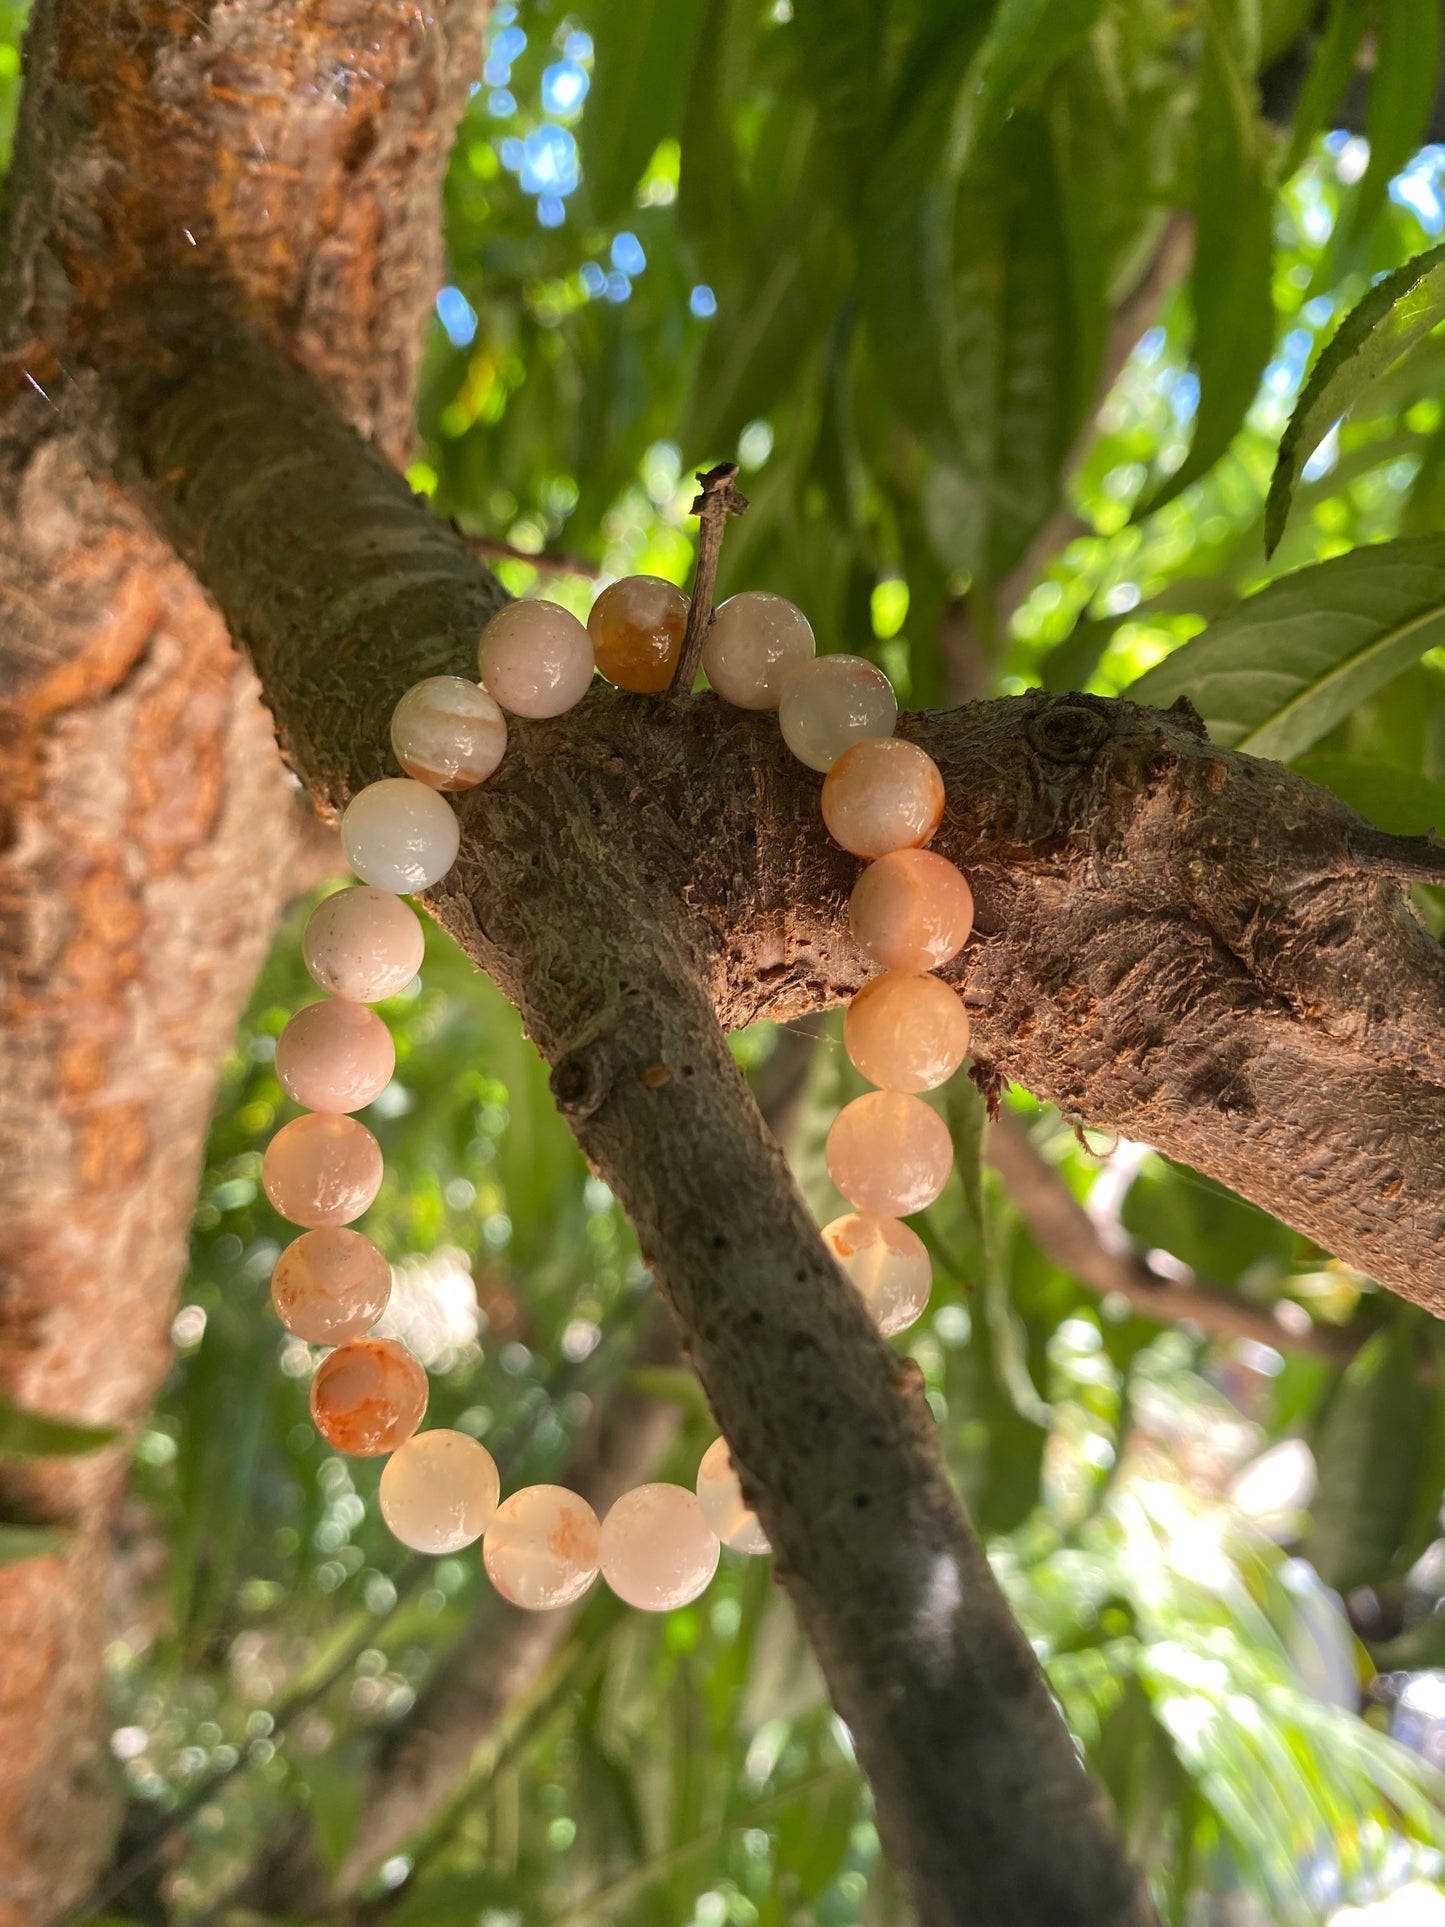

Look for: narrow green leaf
[1126,536,1445,761]
[1308,1320,1428,1592]
[0,1391,117,1459]
[1266,241,1445,556]
[790,0,886,192]
[946,1076,989,1258]
[580,0,706,225]
[1276,0,1369,184]
[965,0,1108,157]
[0,1523,66,1566]
[1291,754,1445,835]
[1344,0,1443,246]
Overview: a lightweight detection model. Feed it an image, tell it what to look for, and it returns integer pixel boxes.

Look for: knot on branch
[1026,700,1113,764]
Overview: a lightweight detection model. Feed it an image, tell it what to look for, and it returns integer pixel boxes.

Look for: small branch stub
[670,462,749,696]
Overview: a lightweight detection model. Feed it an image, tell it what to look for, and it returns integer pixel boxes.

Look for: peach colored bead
[484,1485,601,1610]
[379,1430,500,1553]
[848,849,975,973]
[825,1091,953,1217]
[600,1483,720,1611]
[778,654,897,772]
[695,1438,769,1555]
[701,591,815,709]
[390,676,507,790]
[844,973,970,1093]
[821,738,945,858]
[270,1227,391,1344]
[588,575,689,693]
[262,1113,383,1228]
[302,887,425,1003]
[821,1213,932,1337]
[341,779,460,893]
[275,999,395,1113]
[310,1337,427,1457]
[477,600,595,718]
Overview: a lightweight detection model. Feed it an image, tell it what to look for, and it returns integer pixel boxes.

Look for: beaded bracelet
[259,573,974,1614]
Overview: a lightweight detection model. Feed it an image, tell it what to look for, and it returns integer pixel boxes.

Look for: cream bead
[262,1113,384,1228]
[701,591,815,709]
[390,676,507,790]
[302,887,425,1003]
[483,1485,601,1610]
[310,1337,428,1457]
[275,999,395,1112]
[848,849,975,973]
[821,738,945,858]
[778,655,897,771]
[341,779,460,893]
[844,973,970,1093]
[599,1484,720,1611]
[270,1227,391,1344]
[821,1213,932,1336]
[695,1438,769,1555]
[825,1092,953,1217]
[380,1430,501,1553]
[477,600,595,718]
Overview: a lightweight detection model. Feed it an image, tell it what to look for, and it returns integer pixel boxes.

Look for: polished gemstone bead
[275,999,395,1112]
[484,1485,601,1610]
[821,738,945,858]
[588,575,689,694]
[599,1483,720,1611]
[262,1113,384,1227]
[695,1437,769,1555]
[844,972,970,1093]
[825,1091,953,1216]
[270,1227,391,1344]
[847,849,975,972]
[778,655,897,772]
[821,1212,932,1336]
[380,1429,500,1552]
[302,887,425,1003]
[701,591,815,709]
[390,676,507,790]
[310,1337,427,1457]
[341,779,460,893]
[477,600,595,717]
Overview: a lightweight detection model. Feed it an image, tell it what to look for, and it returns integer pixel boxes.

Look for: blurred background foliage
[12,0,1445,1921]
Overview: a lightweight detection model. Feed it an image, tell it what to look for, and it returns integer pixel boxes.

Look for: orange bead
[825,1092,953,1216]
[821,738,945,858]
[484,1485,601,1610]
[695,1438,769,1555]
[275,999,395,1112]
[262,1113,384,1228]
[848,849,974,973]
[821,1213,932,1336]
[310,1337,427,1457]
[588,575,689,693]
[271,1227,391,1344]
[599,1484,720,1611]
[844,973,970,1092]
[379,1430,500,1552]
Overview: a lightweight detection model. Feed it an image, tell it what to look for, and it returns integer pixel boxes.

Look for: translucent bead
[379,1429,500,1553]
[588,575,689,694]
[599,1484,720,1611]
[484,1485,601,1610]
[701,591,815,709]
[341,779,460,893]
[262,1113,383,1227]
[695,1438,769,1555]
[778,655,897,772]
[477,600,594,718]
[844,973,970,1093]
[825,1091,953,1216]
[821,1212,932,1336]
[270,1227,391,1344]
[275,999,395,1112]
[310,1337,427,1457]
[302,886,425,1003]
[848,849,975,972]
[390,676,507,790]
[821,738,945,858]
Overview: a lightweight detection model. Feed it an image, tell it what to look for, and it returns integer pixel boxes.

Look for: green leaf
[0,1523,66,1566]
[1276,0,1370,184]
[1308,1320,1429,1592]
[1266,241,1445,556]
[964,0,1108,158]
[1343,0,1443,247]
[0,1391,117,1459]
[790,0,886,193]
[946,1076,989,1257]
[1126,536,1445,761]
[1291,754,1445,835]
[580,0,707,225]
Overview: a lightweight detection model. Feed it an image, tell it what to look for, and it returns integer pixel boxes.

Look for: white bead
[341,778,460,893]
[600,1484,720,1611]
[778,655,897,771]
[821,1213,932,1336]
[477,600,595,718]
[701,592,815,709]
[380,1430,501,1552]
[302,887,425,1003]
[390,676,507,790]
[695,1438,769,1554]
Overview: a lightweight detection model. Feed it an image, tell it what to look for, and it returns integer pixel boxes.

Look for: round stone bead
[844,972,970,1093]
[275,999,395,1113]
[848,849,975,973]
[310,1337,428,1457]
[477,600,595,718]
[695,1438,769,1555]
[825,1092,953,1217]
[270,1227,391,1344]
[390,676,507,791]
[821,1213,932,1337]
[821,738,945,859]
[588,575,689,694]
[778,654,897,772]
[600,1484,720,1612]
[262,1113,383,1228]
[379,1429,500,1553]
[484,1485,601,1610]
[341,779,460,893]
[302,887,425,1004]
[701,591,815,709]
